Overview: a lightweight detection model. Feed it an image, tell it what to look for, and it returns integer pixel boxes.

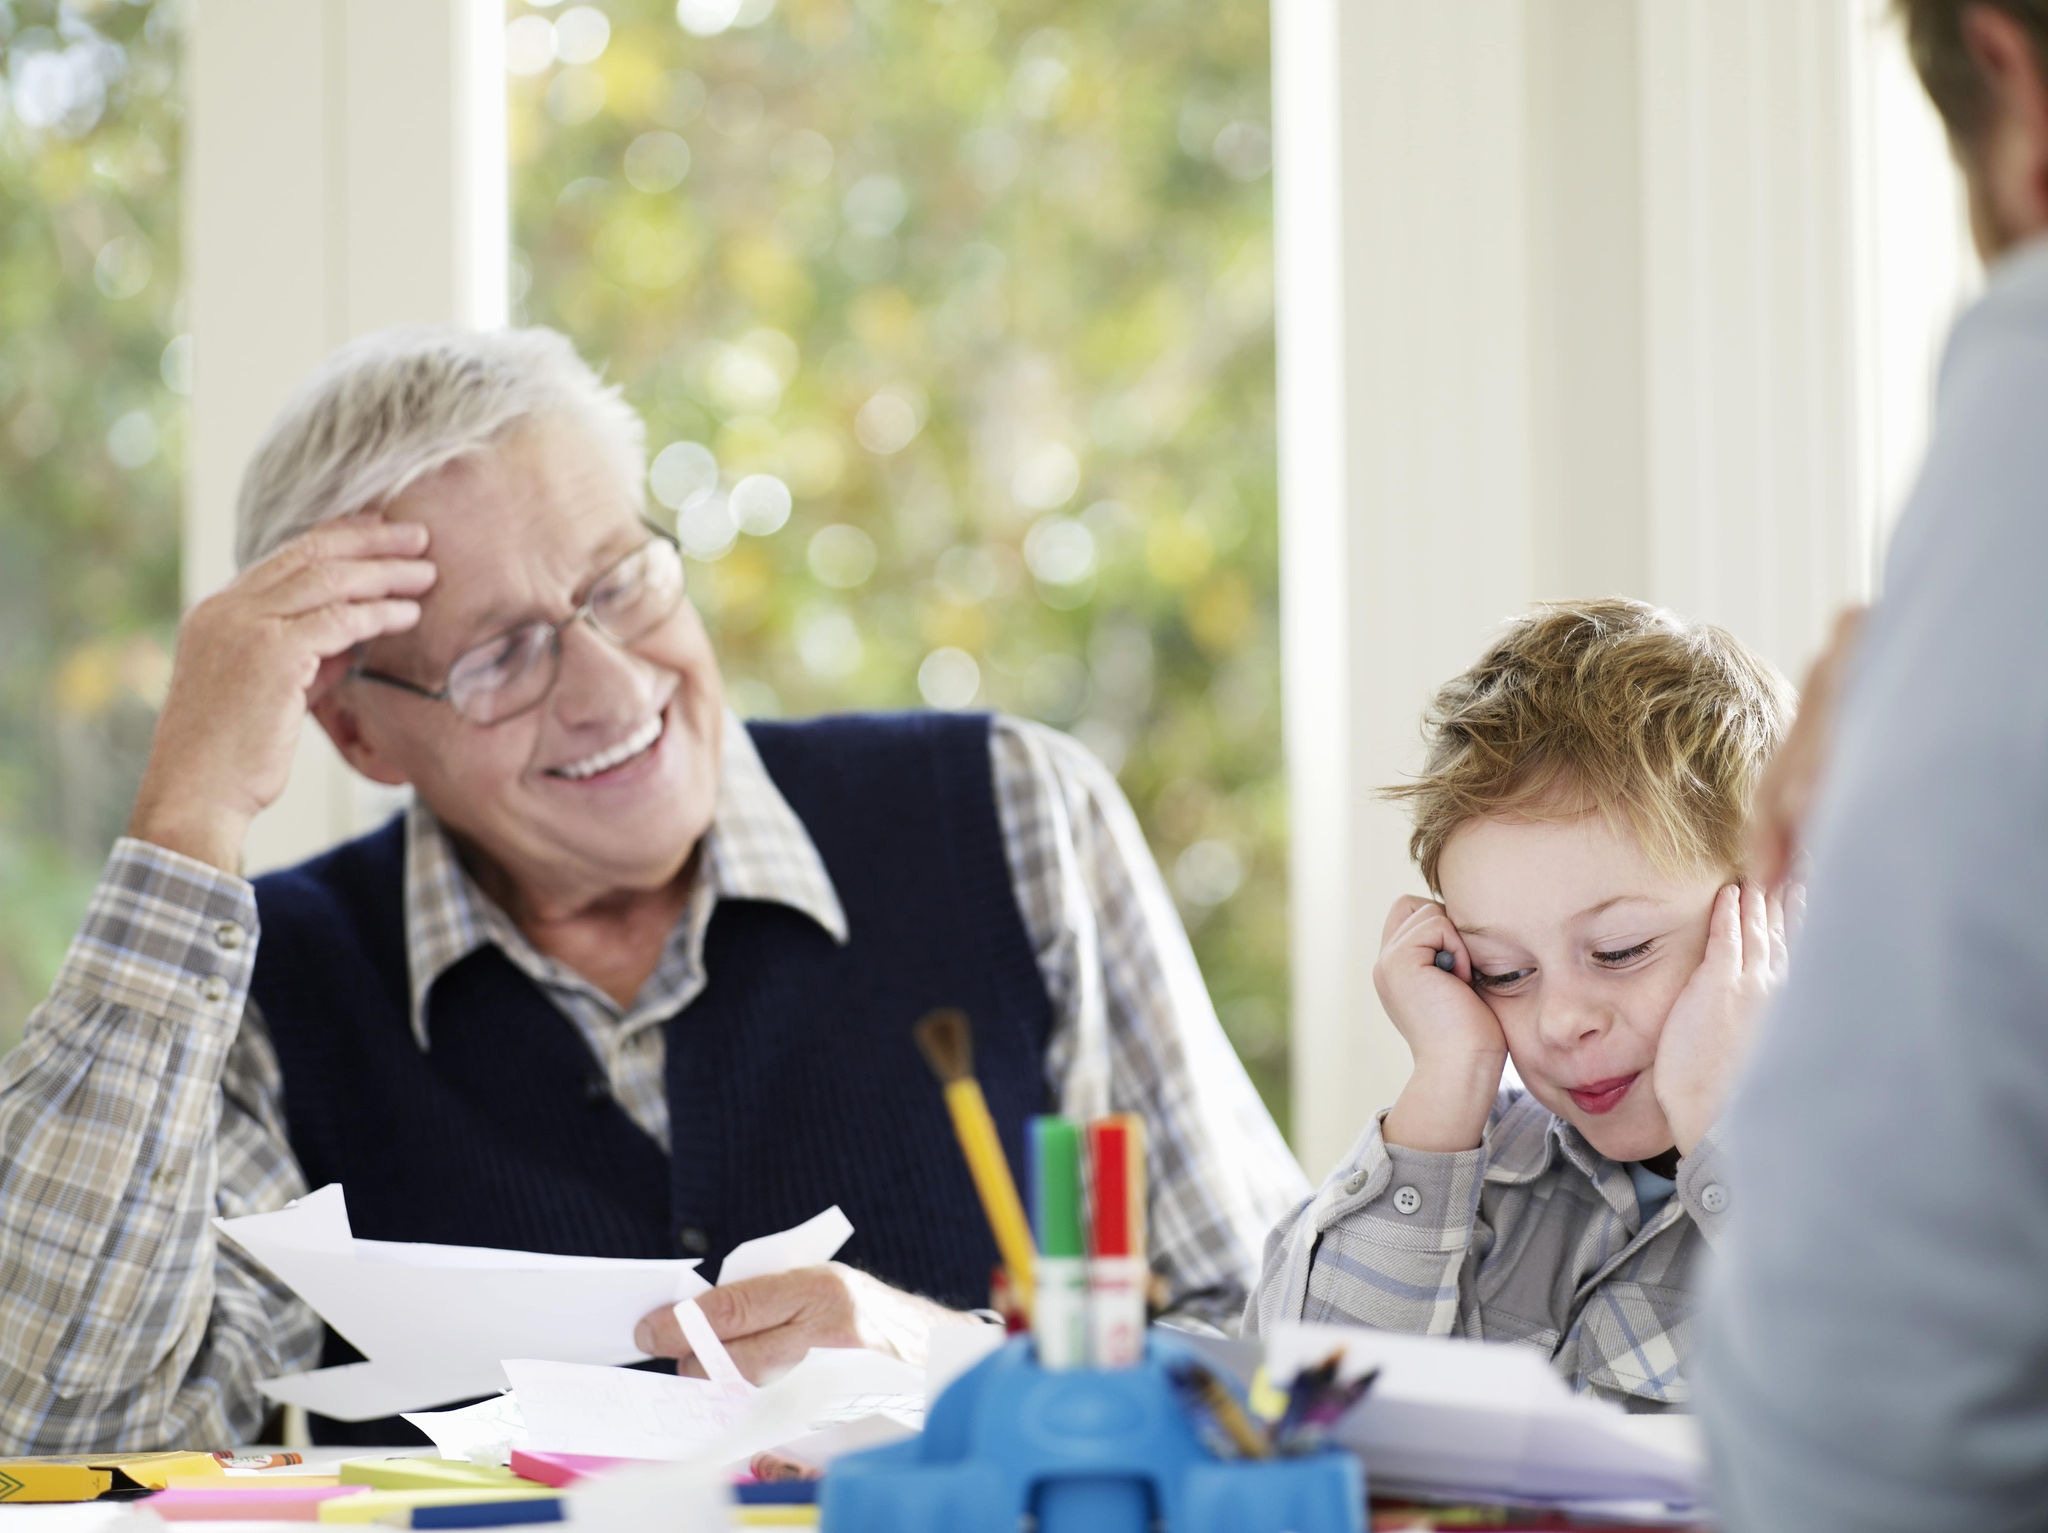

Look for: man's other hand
[128,512,436,873]
[631,1263,972,1384]
[1747,607,1866,892]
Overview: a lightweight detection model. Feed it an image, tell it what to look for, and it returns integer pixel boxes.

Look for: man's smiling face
[1437,809,1724,1162]
[323,412,726,916]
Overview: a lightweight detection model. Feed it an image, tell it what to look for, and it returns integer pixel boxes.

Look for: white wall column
[1637,0,1866,676]
[1846,0,1980,563]
[186,0,507,875]
[1276,0,1545,1178]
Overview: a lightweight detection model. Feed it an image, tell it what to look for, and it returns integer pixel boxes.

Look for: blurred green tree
[510,0,1289,1122]
[0,0,183,1048]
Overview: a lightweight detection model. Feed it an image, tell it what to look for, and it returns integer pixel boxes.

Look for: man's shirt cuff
[53,838,259,1027]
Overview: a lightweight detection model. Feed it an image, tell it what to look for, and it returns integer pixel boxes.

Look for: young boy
[1246,599,1792,1411]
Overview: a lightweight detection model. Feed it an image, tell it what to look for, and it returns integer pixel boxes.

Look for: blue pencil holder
[820,1333,1363,1533]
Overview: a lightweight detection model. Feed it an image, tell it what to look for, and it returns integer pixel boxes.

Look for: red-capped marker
[1087,1114,1147,1367]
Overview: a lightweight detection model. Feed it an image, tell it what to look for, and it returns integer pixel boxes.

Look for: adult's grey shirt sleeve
[1697,243,2048,1531]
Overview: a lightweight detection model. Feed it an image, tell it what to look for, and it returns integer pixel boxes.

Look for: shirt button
[1343,1170,1369,1196]
[1392,1185,1423,1216]
[213,921,246,951]
[196,974,229,1003]
[1699,1183,1730,1215]
[676,1225,710,1257]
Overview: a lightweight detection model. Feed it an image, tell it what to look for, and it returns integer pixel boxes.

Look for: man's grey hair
[234,326,647,569]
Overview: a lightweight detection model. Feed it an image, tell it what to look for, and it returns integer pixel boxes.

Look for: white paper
[671,1299,749,1390]
[697,1347,925,1471]
[503,1359,755,1460]
[403,1392,531,1464]
[502,1347,923,1471]
[564,1459,730,1531]
[1266,1323,1707,1508]
[259,1359,499,1421]
[221,1185,709,1420]
[924,1321,1006,1403]
[713,1205,853,1286]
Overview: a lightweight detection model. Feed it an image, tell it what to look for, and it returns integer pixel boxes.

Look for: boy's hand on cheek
[1652,882,1789,1155]
[1375,896,1509,1153]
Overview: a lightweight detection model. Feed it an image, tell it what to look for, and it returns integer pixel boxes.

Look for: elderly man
[0,326,1304,1451]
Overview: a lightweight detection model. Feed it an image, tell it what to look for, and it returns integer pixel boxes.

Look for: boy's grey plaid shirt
[0,715,1306,1451]
[1243,1089,1731,1412]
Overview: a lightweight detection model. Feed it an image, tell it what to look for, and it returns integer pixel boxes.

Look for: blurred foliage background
[511,0,1289,1122]
[0,0,183,1049]
[0,0,1287,1130]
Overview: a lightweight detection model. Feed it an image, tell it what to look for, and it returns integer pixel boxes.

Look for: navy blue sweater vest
[250,713,1053,1440]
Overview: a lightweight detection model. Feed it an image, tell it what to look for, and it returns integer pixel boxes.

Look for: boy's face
[1437,810,1724,1162]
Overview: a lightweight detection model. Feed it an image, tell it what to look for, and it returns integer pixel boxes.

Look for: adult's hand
[1375,895,1510,1154]
[1747,606,1866,891]
[1651,881,1790,1157]
[632,1264,973,1384]
[128,512,436,873]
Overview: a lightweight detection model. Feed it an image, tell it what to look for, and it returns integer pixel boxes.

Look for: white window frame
[186,0,507,875]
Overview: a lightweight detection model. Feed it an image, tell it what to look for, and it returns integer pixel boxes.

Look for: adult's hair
[1895,0,2048,143]
[234,325,645,569]
[1385,598,1793,893]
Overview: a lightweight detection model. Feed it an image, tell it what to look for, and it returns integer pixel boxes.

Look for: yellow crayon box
[0,1450,222,1503]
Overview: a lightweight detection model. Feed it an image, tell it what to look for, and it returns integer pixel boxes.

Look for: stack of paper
[215,1187,713,1421]
[1265,1324,1706,1510]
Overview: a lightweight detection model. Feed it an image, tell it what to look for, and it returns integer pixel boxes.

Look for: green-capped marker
[1029,1116,1089,1368]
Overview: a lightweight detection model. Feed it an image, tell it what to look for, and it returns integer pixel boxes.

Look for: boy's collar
[1482,1090,1632,1188]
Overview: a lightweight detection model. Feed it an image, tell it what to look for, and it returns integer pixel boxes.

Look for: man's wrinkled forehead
[379,419,645,660]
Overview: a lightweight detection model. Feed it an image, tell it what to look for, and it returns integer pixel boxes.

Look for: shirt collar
[1480,1091,1566,1185]
[401,713,849,1049]
[1483,1090,1657,1225]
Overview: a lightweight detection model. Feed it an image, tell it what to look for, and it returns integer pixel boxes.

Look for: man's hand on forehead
[127,509,438,874]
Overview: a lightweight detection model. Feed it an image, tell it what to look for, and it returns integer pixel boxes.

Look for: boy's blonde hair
[1388,599,1793,892]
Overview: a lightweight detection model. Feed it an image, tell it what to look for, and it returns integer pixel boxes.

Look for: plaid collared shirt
[1243,1090,1731,1412]
[0,714,1305,1451]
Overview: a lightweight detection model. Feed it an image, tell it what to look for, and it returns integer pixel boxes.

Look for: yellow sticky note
[316,1486,559,1524]
[117,1452,225,1488]
[340,1458,527,1492]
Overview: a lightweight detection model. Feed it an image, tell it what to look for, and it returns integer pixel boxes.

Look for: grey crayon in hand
[1433,949,1457,972]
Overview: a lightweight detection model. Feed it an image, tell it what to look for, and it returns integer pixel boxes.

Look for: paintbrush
[1273,1350,1379,1455]
[1166,1359,1274,1460]
[913,1008,1038,1313]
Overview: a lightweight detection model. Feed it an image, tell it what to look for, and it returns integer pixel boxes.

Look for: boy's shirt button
[1392,1185,1422,1216]
[1343,1170,1369,1196]
[1699,1183,1730,1215]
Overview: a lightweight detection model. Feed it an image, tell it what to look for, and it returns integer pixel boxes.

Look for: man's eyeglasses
[350,524,686,726]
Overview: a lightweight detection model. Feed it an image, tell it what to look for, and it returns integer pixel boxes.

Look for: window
[0,0,183,1046]
[508,0,1289,1121]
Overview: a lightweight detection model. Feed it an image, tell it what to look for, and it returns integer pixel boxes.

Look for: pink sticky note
[508,1450,649,1488]
[146,1485,367,1521]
